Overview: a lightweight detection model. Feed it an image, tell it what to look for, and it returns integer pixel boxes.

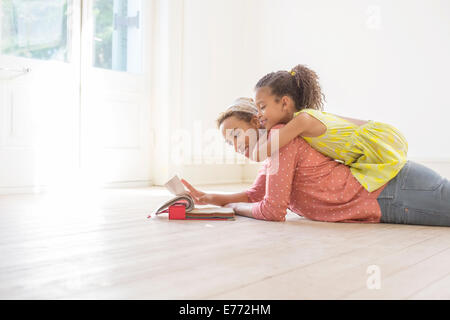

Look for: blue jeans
[377,161,450,226]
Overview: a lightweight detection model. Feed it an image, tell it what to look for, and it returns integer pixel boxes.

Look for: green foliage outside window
[92,0,114,69]
[0,0,69,62]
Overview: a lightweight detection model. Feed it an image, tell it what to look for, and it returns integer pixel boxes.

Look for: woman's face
[219,115,261,158]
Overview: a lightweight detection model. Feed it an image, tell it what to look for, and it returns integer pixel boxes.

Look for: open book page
[189,206,234,215]
[154,174,235,218]
[154,194,194,215]
[154,175,192,214]
[164,175,187,196]
[187,205,235,220]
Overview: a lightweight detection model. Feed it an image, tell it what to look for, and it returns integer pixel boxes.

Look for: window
[0,0,71,62]
[92,0,142,73]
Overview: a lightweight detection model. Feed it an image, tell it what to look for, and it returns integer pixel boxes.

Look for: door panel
[0,0,81,192]
[0,0,152,193]
[81,0,151,185]
[0,0,151,193]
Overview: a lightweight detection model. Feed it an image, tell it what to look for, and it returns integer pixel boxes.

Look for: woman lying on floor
[181,99,450,227]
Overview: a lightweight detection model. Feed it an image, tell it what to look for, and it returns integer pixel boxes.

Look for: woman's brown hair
[255,64,325,111]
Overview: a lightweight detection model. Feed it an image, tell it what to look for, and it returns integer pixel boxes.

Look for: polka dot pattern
[245,125,386,223]
[295,109,408,192]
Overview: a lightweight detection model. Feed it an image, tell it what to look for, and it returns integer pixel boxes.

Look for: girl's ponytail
[255,64,325,111]
[290,64,325,111]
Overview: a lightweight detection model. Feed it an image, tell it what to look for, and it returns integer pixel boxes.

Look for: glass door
[80,0,152,186]
[0,0,81,192]
[1,0,73,62]
[0,0,151,193]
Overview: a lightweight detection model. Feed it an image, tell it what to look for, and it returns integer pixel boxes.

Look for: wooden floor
[1,183,450,300]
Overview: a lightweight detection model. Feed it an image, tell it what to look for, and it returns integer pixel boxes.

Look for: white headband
[226,97,258,114]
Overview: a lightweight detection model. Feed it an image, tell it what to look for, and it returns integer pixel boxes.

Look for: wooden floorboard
[0,185,449,299]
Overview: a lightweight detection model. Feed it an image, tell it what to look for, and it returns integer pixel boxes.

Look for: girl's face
[219,115,261,158]
[255,86,294,130]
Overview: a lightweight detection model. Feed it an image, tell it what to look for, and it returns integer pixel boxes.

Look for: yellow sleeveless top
[294,109,408,192]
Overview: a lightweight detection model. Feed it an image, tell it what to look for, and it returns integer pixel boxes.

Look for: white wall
[151,0,264,184]
[254,0,450,160]
[181,0,263,161]
[152,0,450,185]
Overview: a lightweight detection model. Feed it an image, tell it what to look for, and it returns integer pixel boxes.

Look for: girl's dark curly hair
[255,64,325,111]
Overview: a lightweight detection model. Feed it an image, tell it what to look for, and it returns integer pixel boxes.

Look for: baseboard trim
[412,159,450,179]
[154,163,245,186]
[0,185,48,195]
[1,159,449,195]
[103,180,153,189]
[0,180,154,195]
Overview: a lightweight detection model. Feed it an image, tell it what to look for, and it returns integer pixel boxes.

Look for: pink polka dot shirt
[246,125,386,223]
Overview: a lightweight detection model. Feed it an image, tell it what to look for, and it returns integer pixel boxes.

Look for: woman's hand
[225,202,254,218]
[181,178,217,205]
[182,178,250,207]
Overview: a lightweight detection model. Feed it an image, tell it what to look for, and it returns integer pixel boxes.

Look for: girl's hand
[181,178,215,205]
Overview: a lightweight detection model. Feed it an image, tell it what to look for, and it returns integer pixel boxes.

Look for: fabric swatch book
[152,175,235,220]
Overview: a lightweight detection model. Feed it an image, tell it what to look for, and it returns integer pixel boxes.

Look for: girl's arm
[251,129,304,221]
[252,112,326,162]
